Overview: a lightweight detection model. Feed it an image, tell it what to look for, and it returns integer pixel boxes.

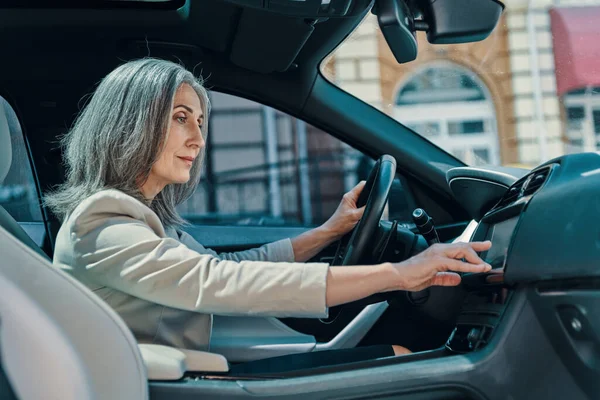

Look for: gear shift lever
[406,208,440,307]
[412,208,440,246]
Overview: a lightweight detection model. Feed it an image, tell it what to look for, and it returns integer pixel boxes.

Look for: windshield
[322,3,599,169]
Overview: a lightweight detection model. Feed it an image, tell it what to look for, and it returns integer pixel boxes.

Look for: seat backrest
[0,100,49,260]
[0,223,149,400]
[0,101,148,399]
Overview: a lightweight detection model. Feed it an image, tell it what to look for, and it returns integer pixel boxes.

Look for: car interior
[0,0,599,399]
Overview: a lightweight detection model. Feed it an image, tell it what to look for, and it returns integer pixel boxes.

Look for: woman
[47,58,491,374]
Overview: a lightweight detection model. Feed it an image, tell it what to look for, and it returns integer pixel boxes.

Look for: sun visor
[230,8,315,73]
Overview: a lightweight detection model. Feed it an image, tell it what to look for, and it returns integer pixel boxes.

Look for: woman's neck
[140,175,166,201]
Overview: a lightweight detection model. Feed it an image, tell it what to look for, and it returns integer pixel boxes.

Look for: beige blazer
[53,189,329,351]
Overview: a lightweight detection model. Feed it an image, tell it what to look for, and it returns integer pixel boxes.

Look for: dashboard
[442,154,600,397]
[469,164,551,274]
[450,152,600,284]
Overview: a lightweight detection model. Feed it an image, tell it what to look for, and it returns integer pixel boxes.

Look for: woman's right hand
[325,241,492,308]
[391,241,492,292]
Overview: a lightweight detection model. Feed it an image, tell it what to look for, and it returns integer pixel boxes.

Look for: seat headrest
[0,99,12,184]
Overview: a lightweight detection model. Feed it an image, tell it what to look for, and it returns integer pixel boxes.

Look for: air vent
[493,166,552,210]
[495,178,526,209]
[522,167,550,196]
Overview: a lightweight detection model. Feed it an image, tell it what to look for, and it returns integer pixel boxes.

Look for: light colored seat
[0,98,148,400]
[0,224,149,399]
[0,99,231,399]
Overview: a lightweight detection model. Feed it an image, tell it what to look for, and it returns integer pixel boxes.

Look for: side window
[0,97,43,222]
[177,92,414,227]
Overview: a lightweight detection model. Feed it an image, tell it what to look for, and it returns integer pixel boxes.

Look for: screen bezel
[480,217,520,269]
[470,202,525,272]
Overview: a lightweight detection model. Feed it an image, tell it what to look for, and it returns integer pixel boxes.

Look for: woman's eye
[177,116,187,124]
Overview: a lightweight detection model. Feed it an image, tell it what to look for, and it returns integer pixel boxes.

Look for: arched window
[394,62,500,166]
[563,86,600,154]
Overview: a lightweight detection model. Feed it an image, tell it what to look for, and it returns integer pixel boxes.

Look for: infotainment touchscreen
[483,217,519,269]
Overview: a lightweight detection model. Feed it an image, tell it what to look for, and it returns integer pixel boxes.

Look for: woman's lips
[178,156,194,166]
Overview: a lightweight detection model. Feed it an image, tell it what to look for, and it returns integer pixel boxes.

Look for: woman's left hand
[321,181,366,241]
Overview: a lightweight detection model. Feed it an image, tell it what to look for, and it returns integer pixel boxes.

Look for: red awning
[550,6,600,96]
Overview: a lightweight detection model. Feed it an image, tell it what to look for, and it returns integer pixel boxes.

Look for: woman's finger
[391,345,412,355]
[438,257,491,273]
[430,272,462,287]
[467,241,492,252]
[456,245,486,265]
[438,241,491,261]
[345,181,366,203]
[353,180,366,191]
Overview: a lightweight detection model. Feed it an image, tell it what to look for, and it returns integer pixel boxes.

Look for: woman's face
[142,84,205,198]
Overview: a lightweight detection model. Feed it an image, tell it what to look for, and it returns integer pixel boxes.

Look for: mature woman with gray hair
[48,58,492,374]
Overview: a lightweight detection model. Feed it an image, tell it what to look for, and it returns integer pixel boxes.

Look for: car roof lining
[0,0,373,125]
[0,0,371,75]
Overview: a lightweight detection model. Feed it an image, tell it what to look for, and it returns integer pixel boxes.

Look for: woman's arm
[69,214,330,317]
[73,213,490,315]
[325,241,492,307]
[180,226,335,264]
[291,181,366,262]
[178,230,296,263]
[62,191,491,318]
[179,228,493,308]
[289,226,338,262]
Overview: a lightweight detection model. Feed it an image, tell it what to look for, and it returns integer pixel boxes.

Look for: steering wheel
[334,154,396,266]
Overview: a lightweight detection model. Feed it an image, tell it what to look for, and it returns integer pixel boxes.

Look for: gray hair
[45,58,211,228]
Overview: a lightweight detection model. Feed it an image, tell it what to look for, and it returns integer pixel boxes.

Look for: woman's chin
[171,173,191,184]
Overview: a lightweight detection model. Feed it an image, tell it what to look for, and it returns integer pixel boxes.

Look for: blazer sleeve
[177,230,296,263]
[68,195,329,318]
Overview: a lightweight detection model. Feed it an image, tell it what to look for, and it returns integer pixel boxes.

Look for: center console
[445,165,553,354]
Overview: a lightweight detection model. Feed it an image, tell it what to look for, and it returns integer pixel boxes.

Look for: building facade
[330,0,600,168]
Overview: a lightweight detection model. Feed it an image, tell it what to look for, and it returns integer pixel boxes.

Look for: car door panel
[529,286,600,399]
[182,225,310,251]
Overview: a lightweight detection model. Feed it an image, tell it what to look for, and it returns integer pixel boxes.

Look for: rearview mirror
[423,0,504,44]
[373,0,418,63]
[373,0,504,63]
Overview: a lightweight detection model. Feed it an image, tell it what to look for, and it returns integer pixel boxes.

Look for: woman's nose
[199,130,206,149]
[190,126,205,149]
